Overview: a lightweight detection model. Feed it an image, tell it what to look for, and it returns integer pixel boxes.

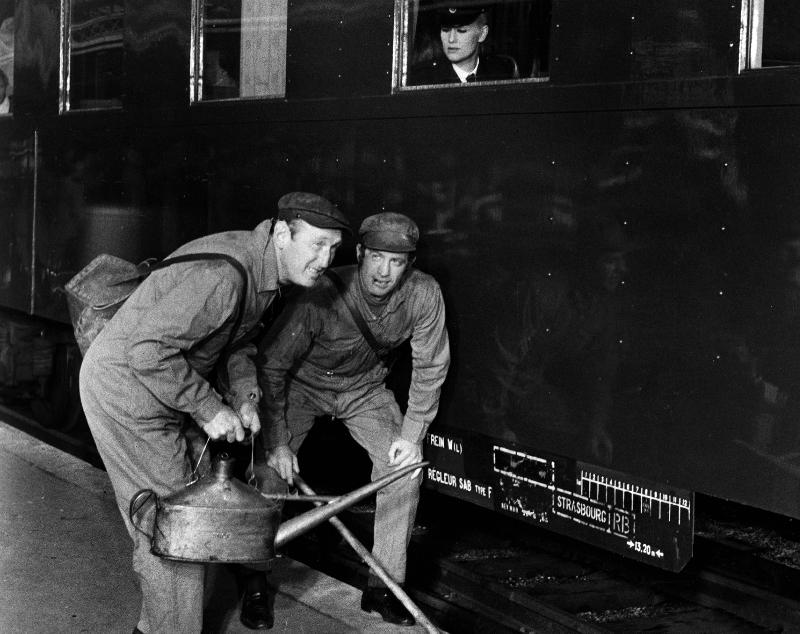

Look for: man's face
[440,21,488,66]
[276,220,342,287]
[357,246,411,299]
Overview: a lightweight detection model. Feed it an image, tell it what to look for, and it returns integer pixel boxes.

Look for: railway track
[4,404,799,631]
[284,490,800,632]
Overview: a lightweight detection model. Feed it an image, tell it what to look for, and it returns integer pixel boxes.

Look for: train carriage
[1,0,799,571]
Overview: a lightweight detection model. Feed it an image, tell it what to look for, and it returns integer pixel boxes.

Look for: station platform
[0,420,429,633]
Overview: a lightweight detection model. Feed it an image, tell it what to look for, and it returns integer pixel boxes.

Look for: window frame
[392,0,550,92]
[739,0,764,72]
[58,0,73,113]
[739,0,800,72]
[189,0,288,104]
[58,0,124,113]
[0,4,12,117]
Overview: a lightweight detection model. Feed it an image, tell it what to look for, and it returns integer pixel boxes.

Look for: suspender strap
[324,269,388,365]
[145,252,249,350]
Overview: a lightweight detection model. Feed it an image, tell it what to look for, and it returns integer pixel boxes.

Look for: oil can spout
[273,461,427,548]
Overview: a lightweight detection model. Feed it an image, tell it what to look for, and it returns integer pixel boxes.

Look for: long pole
[293,474,440,634]
[274,461,427,548]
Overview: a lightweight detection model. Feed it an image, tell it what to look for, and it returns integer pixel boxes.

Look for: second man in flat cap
[257,212,450,626]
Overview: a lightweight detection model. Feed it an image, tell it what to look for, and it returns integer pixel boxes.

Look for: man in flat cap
[79,192,349,633]
[257,212,450,625]
[409,5,518,85]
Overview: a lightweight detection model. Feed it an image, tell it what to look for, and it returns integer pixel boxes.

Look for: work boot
[361,586,415,626]
[239,571,274,630]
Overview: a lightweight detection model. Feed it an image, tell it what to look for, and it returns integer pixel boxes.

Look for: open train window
[396,0,550,89]
[59,0,123,111]
[0,1,11,116]
[191,0,287,102]
[740,0,800,71]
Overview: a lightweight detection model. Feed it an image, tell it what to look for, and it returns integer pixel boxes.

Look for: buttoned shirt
[259,265,450,446]
[453,59,479,83]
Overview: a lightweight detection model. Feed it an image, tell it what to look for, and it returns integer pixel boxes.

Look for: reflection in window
[61,0,124,111]
[192,0,287,102]
[400,0,550,88]
[740,0,800,70]
[0,1,13,115]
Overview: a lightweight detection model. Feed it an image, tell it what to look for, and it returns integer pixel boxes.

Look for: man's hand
[202,406,246,443]
[267,444,299,486]
[237,400,261,436]
[388,438,422,469]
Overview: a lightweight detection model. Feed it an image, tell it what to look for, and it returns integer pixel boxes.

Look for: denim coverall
[79,219,279,633]
[258,264,450,584]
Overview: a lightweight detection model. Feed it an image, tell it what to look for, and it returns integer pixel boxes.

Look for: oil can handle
[129,489,157,538]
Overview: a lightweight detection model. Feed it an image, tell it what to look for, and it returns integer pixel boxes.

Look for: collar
[453,57,480,83]
[251,219,280,292]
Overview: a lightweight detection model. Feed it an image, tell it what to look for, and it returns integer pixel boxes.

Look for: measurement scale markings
[580,471,692,524]
[493,449,692,533]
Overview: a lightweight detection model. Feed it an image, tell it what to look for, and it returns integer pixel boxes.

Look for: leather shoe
[240,589,274,630]
[361,587,415,626]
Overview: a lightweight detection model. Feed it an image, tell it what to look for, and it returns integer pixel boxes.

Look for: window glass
[741,0,800,70]
[62,0,124,111]
[0,0,13,115]
[193,0,287,102]
[399,0,550,88]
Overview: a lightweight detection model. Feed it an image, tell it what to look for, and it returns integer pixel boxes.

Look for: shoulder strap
[324,269,387,364]
[147,252,249,350]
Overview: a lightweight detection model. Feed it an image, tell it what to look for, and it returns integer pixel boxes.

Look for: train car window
[397,0,550,89]
[191,0,287,102]
[740,0,800,70]
[60,0,124,112]
[0,1,11,116]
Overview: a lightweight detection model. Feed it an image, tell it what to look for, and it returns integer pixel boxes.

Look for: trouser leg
[281,382,422,581]
[79,365,205,634]
[340,391,422,585]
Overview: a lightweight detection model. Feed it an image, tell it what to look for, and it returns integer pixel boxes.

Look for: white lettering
[426,467,457,487]
[556,495,608,524]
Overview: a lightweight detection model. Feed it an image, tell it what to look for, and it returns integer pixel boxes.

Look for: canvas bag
[65,252,247,356]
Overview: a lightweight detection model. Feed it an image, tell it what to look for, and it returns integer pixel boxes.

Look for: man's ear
[273,219,290,248]
[478,24,489,43]
[355,243,364,263]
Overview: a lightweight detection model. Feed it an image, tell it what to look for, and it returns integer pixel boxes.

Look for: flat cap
[359,212,419,253]
[277,192,351,234]
[437,6,487,27]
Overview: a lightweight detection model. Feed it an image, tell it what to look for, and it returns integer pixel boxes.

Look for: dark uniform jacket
[408,54,517,86]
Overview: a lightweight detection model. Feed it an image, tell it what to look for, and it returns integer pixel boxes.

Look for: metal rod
[274,461,428,548]
[260,493,339,503]
[293,473,439,634]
